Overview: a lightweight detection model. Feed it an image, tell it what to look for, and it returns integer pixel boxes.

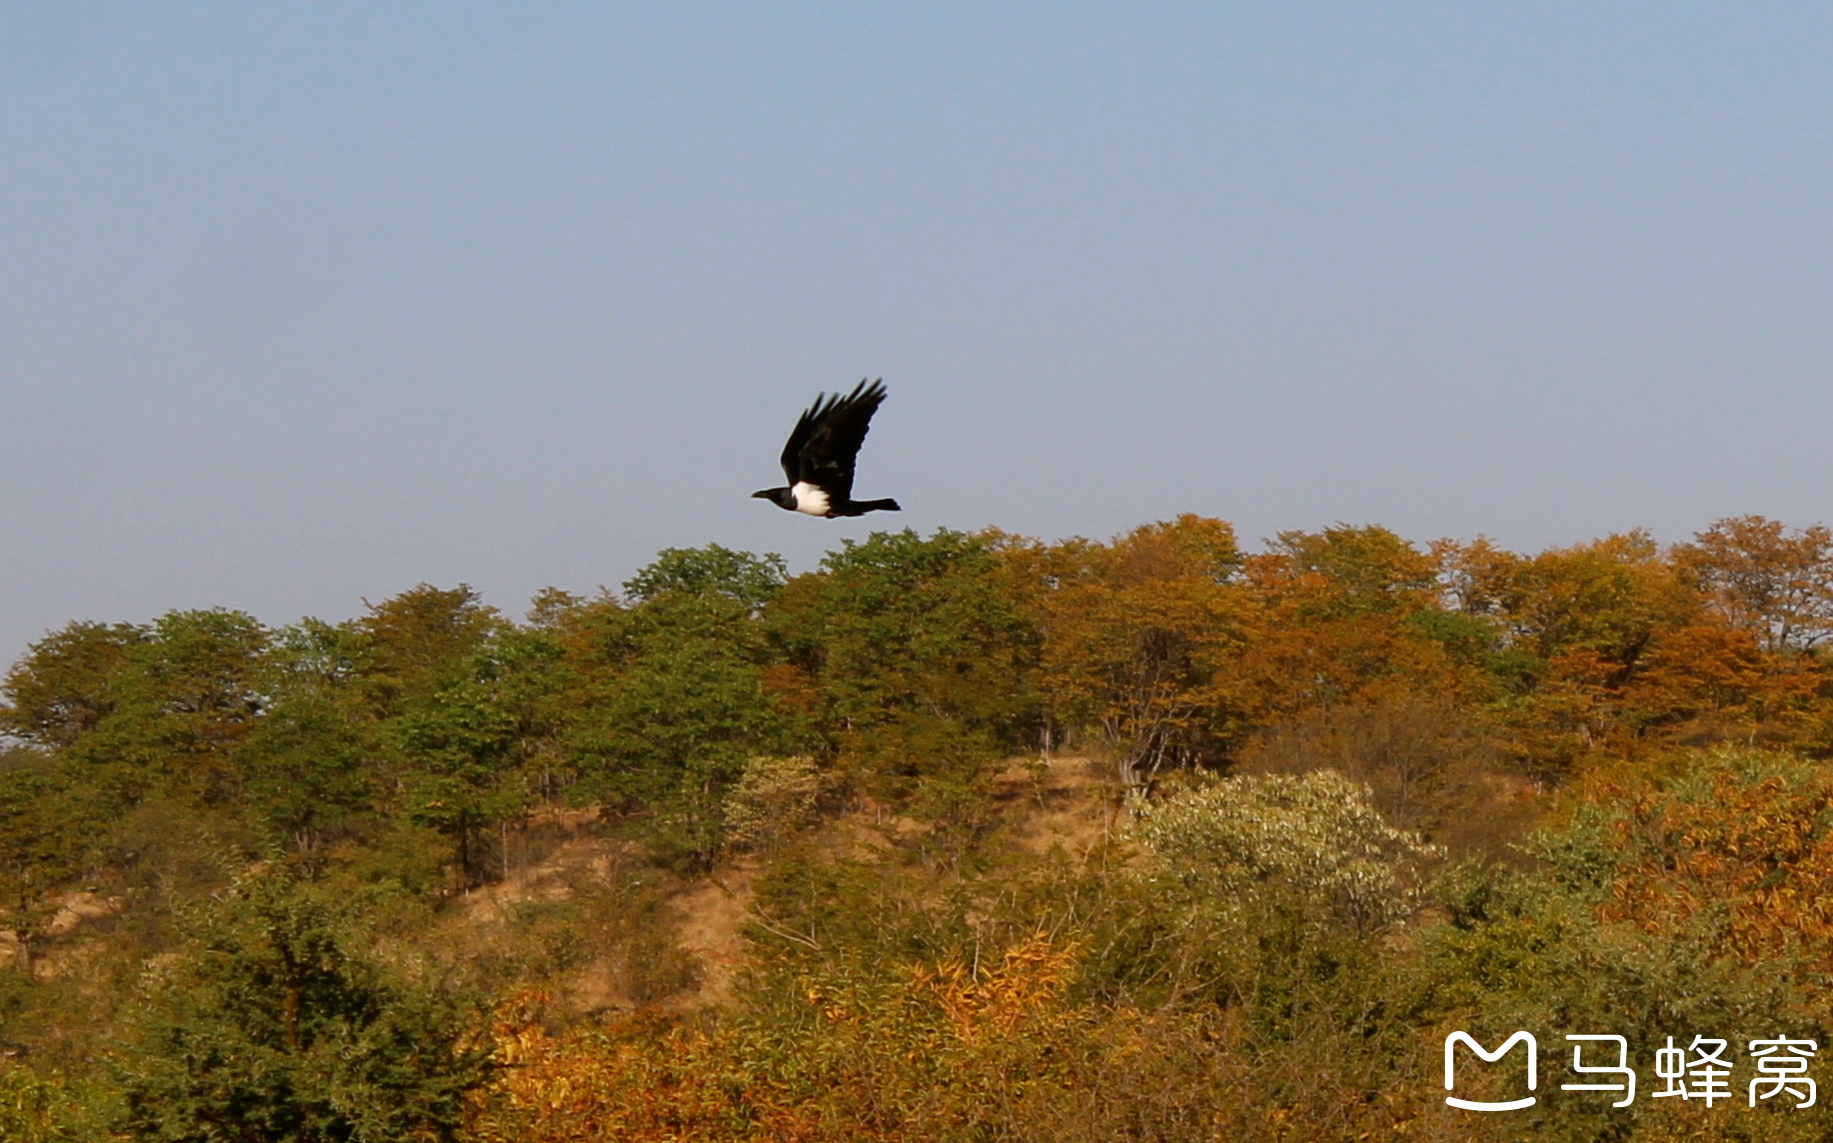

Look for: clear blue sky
[3,3,1831,659]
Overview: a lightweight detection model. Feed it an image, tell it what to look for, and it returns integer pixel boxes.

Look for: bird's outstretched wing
[779,379,887,500]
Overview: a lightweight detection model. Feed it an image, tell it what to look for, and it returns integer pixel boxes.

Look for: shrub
[722,755,822,855]
[1126,769,1442,935]
[118,867,492,1143]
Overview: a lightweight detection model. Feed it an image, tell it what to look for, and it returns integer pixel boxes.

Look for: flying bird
[754,379,902,518]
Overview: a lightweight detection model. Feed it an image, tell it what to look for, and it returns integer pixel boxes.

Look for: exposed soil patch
[670,864,756,1009]
[446,756,1114,1014]
[989,754,1118,857]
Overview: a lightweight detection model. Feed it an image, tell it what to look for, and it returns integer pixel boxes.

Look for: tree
[1270,523,1438,617]
[120,868,492,1143]
[1421,747,1833,1142]
[1463,532,1702,775]
[388,677,525,886]
[1575,746,1833,968]
[71,610,270,806]
[356,585,502,714]
[1496,531,1694,674]
[1235,688,1501,837]
[235,696,374,855]
[722,754,822,855]
[1622,621,1821,737]
[367,602,566,885]
[787,528,1040,741]
[0,1062,101,1143]
[0,762,86,975]
[1675,515,1833,653]
[1029,516,1241,788]
[621,544,787,613]
[1,621,144,748]
[569,559,803,868]
[773,528,1040,839]
[264,619,369,705]
[1233,537,1482,729]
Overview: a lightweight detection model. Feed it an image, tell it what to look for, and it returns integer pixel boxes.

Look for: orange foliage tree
[1675,515,1833,653]
[1022,516,1247,787]
[1234,524,1485,723]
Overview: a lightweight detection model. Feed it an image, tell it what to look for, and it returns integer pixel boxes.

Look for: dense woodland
[8,514,1833,1140]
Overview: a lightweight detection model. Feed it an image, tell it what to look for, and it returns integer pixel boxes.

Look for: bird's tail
[853,498,901,514]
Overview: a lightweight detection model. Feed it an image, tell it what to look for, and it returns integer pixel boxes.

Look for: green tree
[571,574,799,865]
[0,761,86,975]
[1,621,144,748]
[72,610,270,807]
[387,677,524,887]
[264,619,369,705]
[622,544,787,613]
[371,620,569,884]
[0,1062,106,1143]
[235,697,373,855]
[776,529,1040,823]
[119,868,491,1143]
[792,529,1039,738]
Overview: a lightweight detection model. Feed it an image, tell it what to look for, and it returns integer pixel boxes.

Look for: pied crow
[753,379,902,518]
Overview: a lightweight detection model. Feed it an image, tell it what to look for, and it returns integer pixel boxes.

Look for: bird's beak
[751,490,770,498]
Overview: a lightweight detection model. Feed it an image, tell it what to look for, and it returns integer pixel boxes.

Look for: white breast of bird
[790,481,831,516]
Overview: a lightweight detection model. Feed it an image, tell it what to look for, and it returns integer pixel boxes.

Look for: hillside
[7,515,1833,1141]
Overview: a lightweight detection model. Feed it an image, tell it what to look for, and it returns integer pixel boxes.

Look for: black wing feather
[779,379,886,501]
[778,391,842,482]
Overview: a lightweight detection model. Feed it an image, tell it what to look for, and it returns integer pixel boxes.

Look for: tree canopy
[4,518,1833,1141]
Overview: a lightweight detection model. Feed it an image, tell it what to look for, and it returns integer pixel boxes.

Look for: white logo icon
[1445,1031,1538,1112]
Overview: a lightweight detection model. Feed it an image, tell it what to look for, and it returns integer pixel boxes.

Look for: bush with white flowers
[723,754,823,853]
[1125,769,1442,934]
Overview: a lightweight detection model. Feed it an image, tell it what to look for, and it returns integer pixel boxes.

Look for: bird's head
[752,487,795,510]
